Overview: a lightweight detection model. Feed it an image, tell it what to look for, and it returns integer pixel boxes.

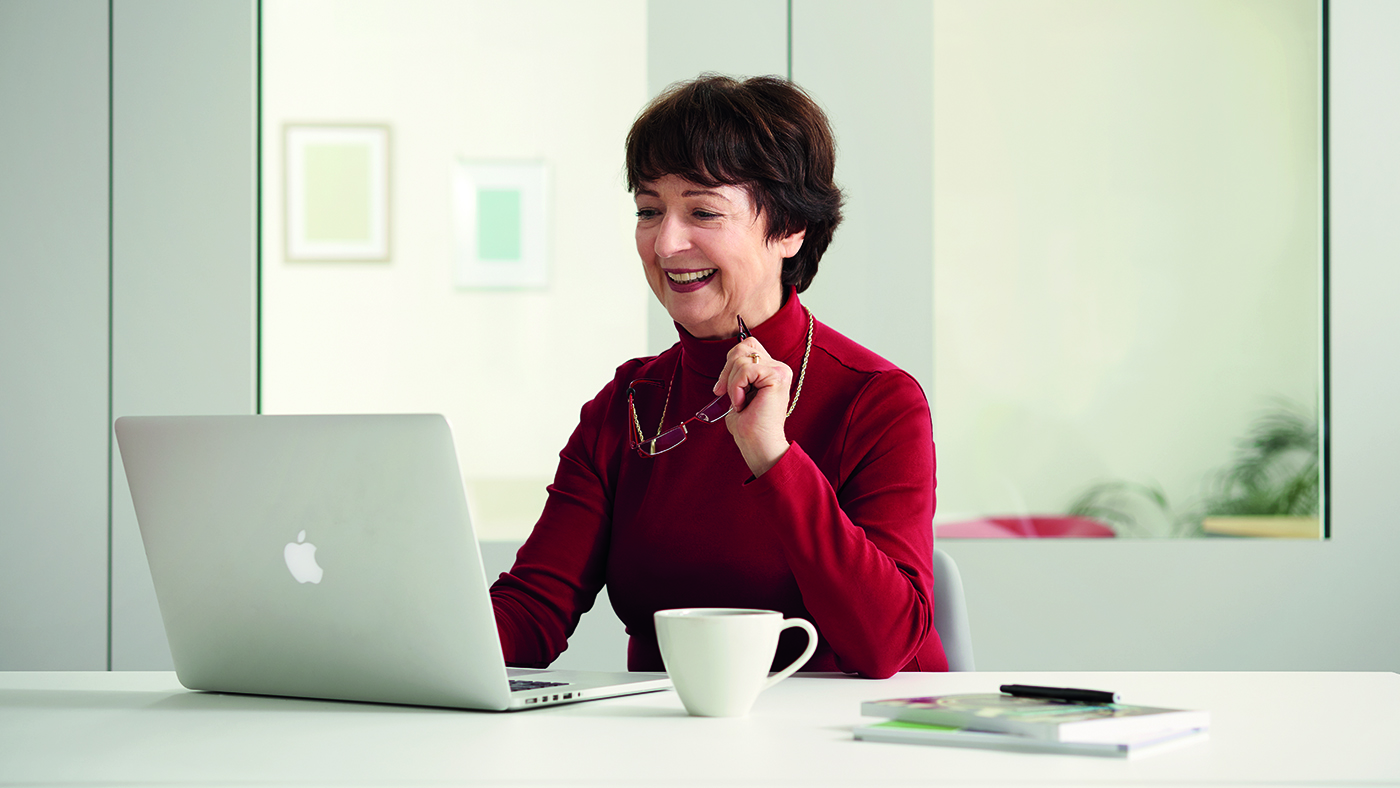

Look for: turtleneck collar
[675,288,809,378]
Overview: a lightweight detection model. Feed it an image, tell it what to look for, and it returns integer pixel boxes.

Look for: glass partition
[259,0,651,539]
[931,0,1324,539]
[261,0,1325,541]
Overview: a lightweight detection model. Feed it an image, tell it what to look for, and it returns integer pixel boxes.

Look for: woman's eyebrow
[681,189,730,201]
[633,186,732,202]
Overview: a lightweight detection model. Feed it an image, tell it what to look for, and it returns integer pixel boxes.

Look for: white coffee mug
[654,608,818,717]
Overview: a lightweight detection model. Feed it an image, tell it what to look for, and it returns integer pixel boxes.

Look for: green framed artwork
[452,160,548,288]
[284,124,391,261]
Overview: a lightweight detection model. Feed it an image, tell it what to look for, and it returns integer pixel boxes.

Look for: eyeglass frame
[626,378,733,457]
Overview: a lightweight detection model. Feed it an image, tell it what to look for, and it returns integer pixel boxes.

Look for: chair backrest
[932,547,976,671]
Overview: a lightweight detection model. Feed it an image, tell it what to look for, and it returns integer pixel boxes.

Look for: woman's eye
[635,208,659,220]
[693,210,720,219]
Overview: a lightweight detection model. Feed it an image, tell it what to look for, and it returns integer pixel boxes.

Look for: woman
[490,75,946,678]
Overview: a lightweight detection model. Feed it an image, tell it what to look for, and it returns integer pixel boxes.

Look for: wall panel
[0,0,111,670]
[110,0,259,669]
[791,0,935,388]
[644,0,789,355]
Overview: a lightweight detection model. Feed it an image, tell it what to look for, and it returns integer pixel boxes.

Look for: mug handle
[762,617,819,692]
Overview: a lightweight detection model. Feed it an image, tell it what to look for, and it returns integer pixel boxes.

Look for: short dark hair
[625,74,844,293]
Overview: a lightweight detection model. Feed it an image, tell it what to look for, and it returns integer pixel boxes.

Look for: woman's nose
[653,214,690,258]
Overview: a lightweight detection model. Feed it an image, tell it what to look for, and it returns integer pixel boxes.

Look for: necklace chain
[629,361,676,446]
[634,308,815,443]
[785,307,815,418]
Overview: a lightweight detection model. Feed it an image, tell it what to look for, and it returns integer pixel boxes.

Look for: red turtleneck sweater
[490,292,946,677]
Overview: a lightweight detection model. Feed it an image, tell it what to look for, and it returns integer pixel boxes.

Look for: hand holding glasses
[626,314,753,457]
[629,313,807,476]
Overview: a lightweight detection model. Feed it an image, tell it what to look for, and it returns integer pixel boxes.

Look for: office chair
[932,547,976,671]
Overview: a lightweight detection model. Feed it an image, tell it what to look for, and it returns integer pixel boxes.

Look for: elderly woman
[490,75,946,678]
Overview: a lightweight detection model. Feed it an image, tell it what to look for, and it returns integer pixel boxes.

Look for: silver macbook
[114,413,670,711]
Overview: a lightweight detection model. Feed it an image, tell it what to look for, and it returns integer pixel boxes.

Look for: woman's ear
[777,228,806,259]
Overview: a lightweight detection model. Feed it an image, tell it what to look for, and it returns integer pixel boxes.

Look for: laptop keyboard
[509,679,569,692]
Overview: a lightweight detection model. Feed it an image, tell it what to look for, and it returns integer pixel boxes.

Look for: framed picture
[284,124,390,261]
[452,160,548,289]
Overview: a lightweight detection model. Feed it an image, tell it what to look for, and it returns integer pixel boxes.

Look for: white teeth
[667,269,716,283]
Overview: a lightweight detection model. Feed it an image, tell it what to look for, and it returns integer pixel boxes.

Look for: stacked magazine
[856,693,1210,757]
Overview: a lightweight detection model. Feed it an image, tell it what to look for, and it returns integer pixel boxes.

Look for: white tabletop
[2,670,1397,787]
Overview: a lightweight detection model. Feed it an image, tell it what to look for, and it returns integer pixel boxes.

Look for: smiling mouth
[666,269,716,284]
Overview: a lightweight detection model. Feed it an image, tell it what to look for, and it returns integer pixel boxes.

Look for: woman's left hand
[713,336,793,477]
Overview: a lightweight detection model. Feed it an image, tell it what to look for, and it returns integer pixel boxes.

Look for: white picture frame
[452,160,549,289]
[284,124,391,261]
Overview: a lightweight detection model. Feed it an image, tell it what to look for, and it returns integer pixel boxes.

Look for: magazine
[860,693,1209,743]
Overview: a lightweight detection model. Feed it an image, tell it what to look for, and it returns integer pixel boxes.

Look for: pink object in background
[934,516,1116,539]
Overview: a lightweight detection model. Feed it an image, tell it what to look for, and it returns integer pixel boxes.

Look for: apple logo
[284,530,324,584]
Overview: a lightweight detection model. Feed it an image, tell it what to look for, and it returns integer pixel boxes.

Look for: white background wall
[1,0,1396,674]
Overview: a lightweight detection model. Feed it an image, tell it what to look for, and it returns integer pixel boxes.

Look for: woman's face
[634,174,804,341]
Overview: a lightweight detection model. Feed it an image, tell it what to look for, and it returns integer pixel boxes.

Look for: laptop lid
[114,414,667,711]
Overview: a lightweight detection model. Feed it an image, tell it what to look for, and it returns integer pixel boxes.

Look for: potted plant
[1192,400,1320,538]
[1066,400,1320,538]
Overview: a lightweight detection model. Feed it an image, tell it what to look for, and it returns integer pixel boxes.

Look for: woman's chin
[664,305,730,340]
[657,290,712,326]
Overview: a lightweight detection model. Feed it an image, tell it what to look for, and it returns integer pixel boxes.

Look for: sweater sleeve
[488,372,627,668]
[744,369,938,678]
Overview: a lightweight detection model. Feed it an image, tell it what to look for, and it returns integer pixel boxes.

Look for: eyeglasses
[627,314,749,457]
[627,378,732,457]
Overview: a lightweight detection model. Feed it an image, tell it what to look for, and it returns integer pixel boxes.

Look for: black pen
[733,315,756,410]
[1000,684,1120,704]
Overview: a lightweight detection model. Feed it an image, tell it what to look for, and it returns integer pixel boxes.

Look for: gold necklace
[785,307,815,418]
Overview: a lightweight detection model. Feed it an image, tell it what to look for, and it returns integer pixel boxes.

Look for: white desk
[2,670,1397,787]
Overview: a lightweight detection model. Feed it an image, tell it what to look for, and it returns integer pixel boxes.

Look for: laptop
[114,413,670,711]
